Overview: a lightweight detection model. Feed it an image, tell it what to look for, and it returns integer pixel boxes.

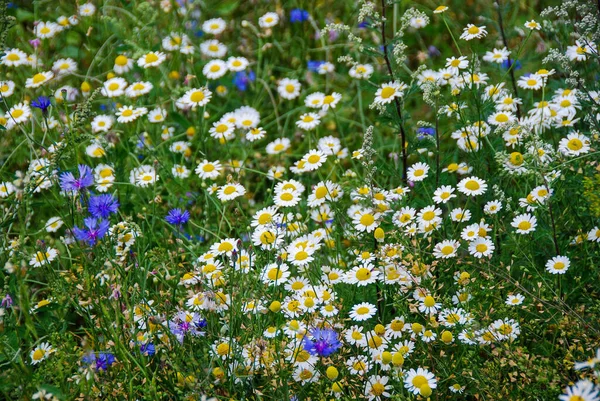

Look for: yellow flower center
[145,53,159,64]
[355,268,371,281]
[518,221,531,230]
[360,214,375,226]
[380,87,395,99]
[32,73,46,84]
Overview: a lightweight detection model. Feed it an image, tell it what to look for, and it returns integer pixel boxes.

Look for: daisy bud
[382,351,393,364]
[326,366,339,380]
[374,227,385,241]
[268,301,281,313]
[392,352,404,366]
[420,384,433,397]
[441,330,454,343]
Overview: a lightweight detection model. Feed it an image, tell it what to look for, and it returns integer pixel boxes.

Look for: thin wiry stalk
[380,0,408,183]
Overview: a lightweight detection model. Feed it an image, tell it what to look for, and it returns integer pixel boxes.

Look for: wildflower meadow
[2,0,600,399]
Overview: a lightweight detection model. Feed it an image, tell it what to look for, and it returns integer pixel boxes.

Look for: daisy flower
[30,342,54,365]
[524,20,541,30]
[407,162,430,182]
[200,40,227,58]
[137,51,166,68]
[404,367,437,395]
[321,92,342,111]
[266,138,291,155]
[35,21,60,38]
[506,294,525,306]
[179,87,212,108]
[460,24,487,40]
[1,48,27,66]
[273,189,301,207]
[29,248,59,267]
[559,380,599,401]
[102,77,128,97]
[517,73,544,90]
[468,237,495,258]
[91,115,114,133]
[545,255,570,274]
[259,12,279,28]
[457,176,487,196]
[278,78,302,100]
[566,40,597,62]
[353,211,380,233]
[125,81,153,98]
[216,183,246,201]
[345,265,380,286]
[445,56,469,75]
[559,131,590,156]
[432,185,455,204]
[349,64,374,79]
[7,102,32,125]
[0,181,16,198]
[203,59,228,79]
[296,113,320,130]
[433,240,460,259]
[365,375,392,401]
[227,56,249,72]
[202,18,227,34]
[484,200,502,215]
[25,71,54,88]
[302,149,327,171]
[349,302,377,321]
[131,165,159,187]
[113,54,134,74]
[511,213,537,234]
[373,81,405,106]
[483,47,510,63]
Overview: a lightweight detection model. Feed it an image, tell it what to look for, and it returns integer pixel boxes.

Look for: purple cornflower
[307,60,324,72]
[290,8,309,23]
[428,45,441,58]
[232,70,255,91]
[1,294,13,308]
[82,351,115,371]
[302,328,342,357]
[140,343,156,356]
[59,164,94,192]
[89,194,119,219]
[165,208,190,227]
[31,96,51,115]
[501,59,521,70]
[73,217,109,246]
[168,311,206,343]
[96,352,115,370]
[417,127,436,140]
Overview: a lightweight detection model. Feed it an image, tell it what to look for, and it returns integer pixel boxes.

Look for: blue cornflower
[290,8,309,23]
[302,328,341,357]
[89,194,119,219]
[166,208,190,226]
[96,352,115,370]
[232,70,255,91]
[501,59,521,70]
[307,60,324,72]
[358,20,369,29]
[417,127,436,140]
[428,45,441,58]
[140,343,156,356]
[31,96,51,115]
[82,351,115,371]
[73,217,109,246]
[59,164,94,192]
